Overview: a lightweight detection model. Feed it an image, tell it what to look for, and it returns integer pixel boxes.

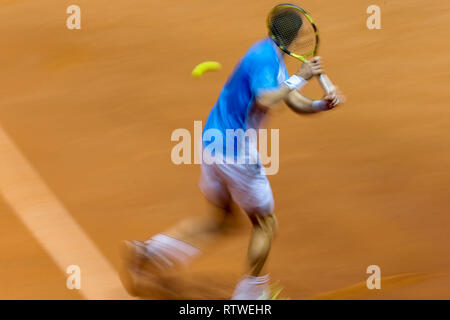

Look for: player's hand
[323,87,345,109]
[297,56,323,80]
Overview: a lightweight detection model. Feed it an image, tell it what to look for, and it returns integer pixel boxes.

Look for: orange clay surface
[0,0,449,299]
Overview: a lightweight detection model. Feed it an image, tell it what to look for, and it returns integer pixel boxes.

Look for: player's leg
[163,200,233,249]
[120,202,232,297]
[140,200,233,270]
[246,212,278,277]
[120,163,235,296]
[216,162,278,299]
[232,211,277,300]
[142,161,235,264]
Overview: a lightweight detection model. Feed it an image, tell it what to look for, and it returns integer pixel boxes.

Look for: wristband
[284,75,306,90]
[312,100,328,112]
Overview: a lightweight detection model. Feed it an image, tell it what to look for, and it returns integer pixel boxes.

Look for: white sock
[231,274,270,300]
[144,233,201,268]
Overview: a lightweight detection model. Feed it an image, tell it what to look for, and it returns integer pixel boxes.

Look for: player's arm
[255,57,323,109]
[285,90,341,114]
[256,85,292,109]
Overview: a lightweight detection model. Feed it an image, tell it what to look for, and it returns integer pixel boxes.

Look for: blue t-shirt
[203,37,289,161]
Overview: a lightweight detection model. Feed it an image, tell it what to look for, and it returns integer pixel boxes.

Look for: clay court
[0,0,449,299]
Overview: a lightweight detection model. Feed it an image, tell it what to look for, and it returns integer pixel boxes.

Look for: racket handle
[318,74,335,95]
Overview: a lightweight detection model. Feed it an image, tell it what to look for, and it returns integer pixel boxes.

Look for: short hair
[270,10,303,47]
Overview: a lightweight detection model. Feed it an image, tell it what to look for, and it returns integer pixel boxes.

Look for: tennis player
[121,7,343,300]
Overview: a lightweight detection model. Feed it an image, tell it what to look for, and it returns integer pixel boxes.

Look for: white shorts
[199,161,274,216]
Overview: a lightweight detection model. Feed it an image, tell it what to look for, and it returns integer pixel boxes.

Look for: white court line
[0,126,132,299]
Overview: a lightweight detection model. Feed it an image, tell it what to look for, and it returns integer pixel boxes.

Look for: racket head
[267,3,319,63]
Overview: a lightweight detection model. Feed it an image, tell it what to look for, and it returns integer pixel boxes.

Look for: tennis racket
[267,3,336,95]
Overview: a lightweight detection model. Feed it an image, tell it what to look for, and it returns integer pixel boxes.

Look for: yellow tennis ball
[191,61,222,79]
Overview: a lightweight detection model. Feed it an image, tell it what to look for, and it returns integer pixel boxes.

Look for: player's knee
[250,212,278,236]
[249,212,278,240]
[245,200,274,218]
[263,213,278,238]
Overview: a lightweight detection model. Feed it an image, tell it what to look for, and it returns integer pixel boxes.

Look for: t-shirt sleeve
[249,56,280,98]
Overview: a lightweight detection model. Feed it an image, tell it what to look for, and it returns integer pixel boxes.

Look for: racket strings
[269,8,317,57]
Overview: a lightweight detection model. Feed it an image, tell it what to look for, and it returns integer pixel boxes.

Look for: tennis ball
[191,61,222,79]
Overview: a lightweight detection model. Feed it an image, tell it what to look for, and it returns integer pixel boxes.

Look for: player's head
[269,8,303,48]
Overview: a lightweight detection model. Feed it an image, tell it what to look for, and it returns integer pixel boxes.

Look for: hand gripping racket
[267,3,336,95]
